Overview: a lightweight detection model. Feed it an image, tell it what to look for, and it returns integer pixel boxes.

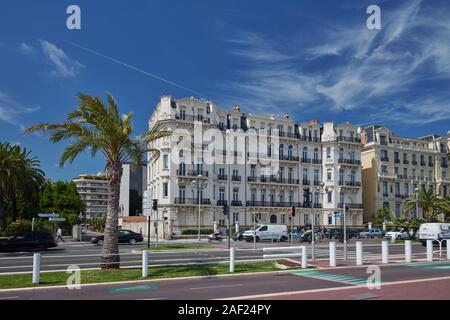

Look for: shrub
[4,219,32,236]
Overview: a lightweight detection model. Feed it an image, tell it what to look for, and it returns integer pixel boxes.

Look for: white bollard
[405,240,412,263]
[301,246,307,268]
[426,240,433,262]
[32,253,40,284]
[382,240,389,264]
[447,240,450,260]
[356,241,363,266]
[230,247,235,273]
[329,241,336,267]
[142,250,149,277]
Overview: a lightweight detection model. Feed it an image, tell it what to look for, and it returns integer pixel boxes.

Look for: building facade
[144,96,363,236]
[73,173,108,218]
[361,126,450,221]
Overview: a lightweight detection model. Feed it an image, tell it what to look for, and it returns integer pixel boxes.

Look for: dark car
[91,229,143,246]
[233,228,249,241]
[0,231,58,252]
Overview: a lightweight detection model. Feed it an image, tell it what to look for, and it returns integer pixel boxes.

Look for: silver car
[359,228,383,238]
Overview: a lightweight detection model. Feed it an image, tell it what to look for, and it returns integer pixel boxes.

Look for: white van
[418,223,450,245]
[243,224,288,242]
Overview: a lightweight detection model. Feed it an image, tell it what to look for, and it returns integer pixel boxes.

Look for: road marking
[0,296,19,300]
[138,297,168,300]
[220,275,450,300]
[109,284,158,293]
[291,270,368,286]
[190,284,243,290]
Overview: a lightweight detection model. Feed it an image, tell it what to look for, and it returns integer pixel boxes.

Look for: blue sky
[1,0,449,181]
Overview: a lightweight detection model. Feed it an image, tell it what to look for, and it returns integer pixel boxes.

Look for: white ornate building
[143,96,363,237]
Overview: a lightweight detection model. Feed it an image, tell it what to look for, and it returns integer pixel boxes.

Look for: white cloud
[19,42,36,55]
[0,91,40,126]
[39,40,84,77]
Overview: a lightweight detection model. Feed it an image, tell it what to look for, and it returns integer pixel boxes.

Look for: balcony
[175,114,212,124]
[395,194,408,199]
[279,155,300,162]
[302,179,311,185]
[338,159,361,165]
[397,174,407,179]
[246,201,302,208]
[177,170,209,177]
[313,180,322,186]
[231,201,243,206]
[217,175,228,181]
[231,176,241,182]
[248,176,257,182]
[345,181,362,187]
[248,176,300,185]
[394,159,400,164]
[420,161,426,166]
[338,203,363,209]
[442,163,449,168]
[336,136,361,143]
[412,160,418,165]
[216,200,227,206]
[311,158,322,164]
[301,158,311,164]
[278,132,298,139]
[383,193,389,197]
[429,162,434,167]
[381,157,389,162]
[174,198,211,205]
[403,160,409,165]
[300,136,321,142]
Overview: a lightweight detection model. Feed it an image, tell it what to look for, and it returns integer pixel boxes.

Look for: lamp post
[192,176,207,242]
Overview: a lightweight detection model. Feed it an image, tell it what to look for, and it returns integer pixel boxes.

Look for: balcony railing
[246,201,302,208]
[313,180,322,186]
[278,132,298,139]
[397,174,407,179]
[231,201,243,206]
[300,136,321,142]
[279,155,300,162]
[311,158,322,164]
[301,158,311,164]
[217,175,228,181]
[248,176,300,185]
[381,157,389,162]
[338,159,361,165]
[217,200,227,206]
[420,161,426,166]
[338,203,363,209]
[336,136,361,143]
[429,162,434,167]
[394,159,400,164]
[403,160,409,165]
[345,181,362,187]
[302,179,311,185]
[442,163,449,168]
[174,198,211,205]
[412,160,418,165]
[231,176,241,182]
[177,170,209,177]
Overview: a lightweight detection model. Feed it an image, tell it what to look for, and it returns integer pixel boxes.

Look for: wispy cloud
[19,42,36,55]
[223,0,450,125]
[39,40,84,77]
[0,91,40,126]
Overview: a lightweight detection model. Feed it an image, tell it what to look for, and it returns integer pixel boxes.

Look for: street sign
[49,217,66,222]
[143,189,153,216]
[38,213,60,218]
[333,211,342,217]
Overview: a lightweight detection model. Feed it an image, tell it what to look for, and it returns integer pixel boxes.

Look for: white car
[418,223,450,246]
[243,224,288,242]
[384,228,410,240]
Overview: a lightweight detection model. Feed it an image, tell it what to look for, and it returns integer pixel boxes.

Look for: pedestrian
[56,226,65,242]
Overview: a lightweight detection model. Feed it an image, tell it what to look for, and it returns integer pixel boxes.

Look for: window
[351,170,356,183]
[383,181,388,196]
[326,147,331,159]
[327,169,332,181]
[288,168,293,182]
[250,165,256,177]
[269,215,277,224]
[279,144,284,158]
[339,148,344,160]
[404,183,409,197]
[339,169,344,184]
[327,191,333,203]
[219,188,225,202]
[251,189,256,202]
[163,155,168,170]
[179,109,186,120]
[314,148,319,161]
[314,192,319,204]
[339,192,344,205]
[381,150,388,160]
[219,167,225,178]
[233,188,239,202]
[381,165,387,174]
[314,169,319,183]
[395,182,400,195]
[179,186,186,202]
[288,145,293,160]
[302,147,308,160]
[396,203,401,218]
[303,168,308,181]
[233,212,239,223]
[163,182,168,197]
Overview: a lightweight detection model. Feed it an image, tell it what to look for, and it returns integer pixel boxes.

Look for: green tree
[0,142,45,229]
[26,93,171,269]
[373,208,392,228]
[404,188,440,222]
[393,216,424,240]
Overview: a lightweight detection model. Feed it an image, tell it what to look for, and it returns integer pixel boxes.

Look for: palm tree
[404,188,440,222]
[26,93,171,269]
[0,142,45,228]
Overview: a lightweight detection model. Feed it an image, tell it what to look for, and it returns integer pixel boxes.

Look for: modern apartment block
[73,173,108,218]
[144,96,363,236]
[119,164,147,217]
[361,125,450,221]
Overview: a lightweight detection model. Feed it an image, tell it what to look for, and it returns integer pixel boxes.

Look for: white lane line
[138,297,168,300]
[0,296,19,300]
[190,284,243,290]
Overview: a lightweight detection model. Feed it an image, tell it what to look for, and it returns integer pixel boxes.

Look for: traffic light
[152,199,158,211]
[223,205,229,216]
[291,206,296,217]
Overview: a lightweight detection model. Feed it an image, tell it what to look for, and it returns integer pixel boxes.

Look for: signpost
[143,189,153,248]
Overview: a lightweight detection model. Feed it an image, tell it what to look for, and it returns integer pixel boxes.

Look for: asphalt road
[1,261,449,300]
[0,240,430,274]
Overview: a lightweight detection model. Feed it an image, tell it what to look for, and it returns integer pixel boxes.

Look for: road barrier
[405,240,412,263]
[32,253,40,284]
[427,240,433,262]
[329,241,336,267]
[262,246,307,268]
[230,247,235,273]
[382,240,389,264]
[356,241,363,266]
[142,250,149,277]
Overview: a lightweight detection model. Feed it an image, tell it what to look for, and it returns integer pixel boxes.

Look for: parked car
[233,228,248,241]
[327,228,360,240]
[418,223,450,246]
[359,228,383,238]
[243,224,288,242]
[91,229,144,246]
[385,228,410,240]
[0,231,58,252]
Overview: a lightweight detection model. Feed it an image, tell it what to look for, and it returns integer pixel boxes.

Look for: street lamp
[414,187,419,219]
[192,176,207,242]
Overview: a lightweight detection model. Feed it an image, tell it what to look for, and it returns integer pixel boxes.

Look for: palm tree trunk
[101,162,122,270]
[0,191,5,230]
[11,193,17,222]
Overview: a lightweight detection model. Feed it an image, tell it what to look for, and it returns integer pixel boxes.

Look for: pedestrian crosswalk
[290,269,371,286]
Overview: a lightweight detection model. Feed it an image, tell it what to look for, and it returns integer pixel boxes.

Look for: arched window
[302,147,308,160]
[279,144,284,159]
[288,145,293,160]
[270,215,277,224]
[313,148,319,161]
